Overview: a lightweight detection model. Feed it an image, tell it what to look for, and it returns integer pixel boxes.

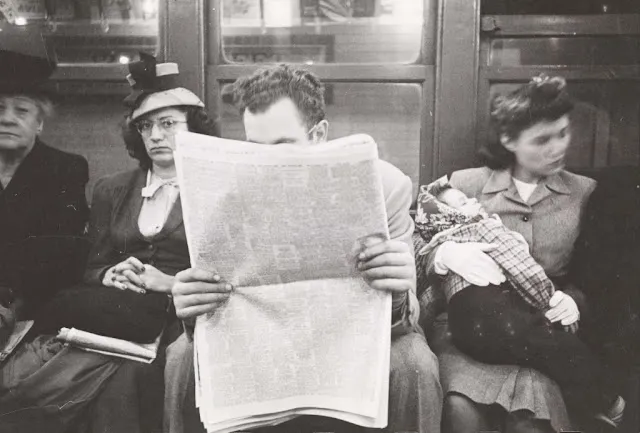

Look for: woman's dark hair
[122,105,220,171]
[479,75,574,170]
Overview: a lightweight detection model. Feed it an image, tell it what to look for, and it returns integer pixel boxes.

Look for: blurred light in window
[119,55,131,64]
[142,0,157,16]
[264,0,295,27]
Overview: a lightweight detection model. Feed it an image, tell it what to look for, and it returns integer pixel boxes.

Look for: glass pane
[220,0,425,64]
[39,94,137,199]
[488,37,640,66]
[221,83,422,192]
[0,0,159,64]
[487,82,640,168]
[482,0,640,14]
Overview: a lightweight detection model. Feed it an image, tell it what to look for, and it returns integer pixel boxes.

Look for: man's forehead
[244,98,305,124]
[243,97,308,143]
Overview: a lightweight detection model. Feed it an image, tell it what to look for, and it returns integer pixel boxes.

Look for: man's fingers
[176,303,226,320]
[176,268,222,284]
[358,253,413,271]
[367,279,411,293]
[172,282,233,297]
[359,240,408,261]
[174,293,231,309]
[361,266,413,282]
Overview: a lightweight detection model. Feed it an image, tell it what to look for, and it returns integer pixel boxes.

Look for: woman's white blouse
[138,170,180,238]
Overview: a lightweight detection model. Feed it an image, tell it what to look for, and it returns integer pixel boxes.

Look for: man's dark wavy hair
[122,106,220,171]
[223,64,326,129]
[479,75,574,170]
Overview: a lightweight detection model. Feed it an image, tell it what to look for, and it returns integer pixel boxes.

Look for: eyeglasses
[135,118,187,135]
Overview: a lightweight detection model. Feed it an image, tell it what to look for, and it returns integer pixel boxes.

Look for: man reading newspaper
[164,64,442,433]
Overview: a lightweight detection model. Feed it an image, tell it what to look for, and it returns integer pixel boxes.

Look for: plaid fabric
[430,218,554,310]
[413,234,446,332]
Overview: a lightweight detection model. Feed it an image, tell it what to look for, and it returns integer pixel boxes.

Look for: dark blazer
[36,168,188,342]
[84,168,190,284]
[0,140,89,316]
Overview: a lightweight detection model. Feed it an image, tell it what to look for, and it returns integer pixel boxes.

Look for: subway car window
[1,0,159,64]
[221,83,422,192]
[220,0,424,64]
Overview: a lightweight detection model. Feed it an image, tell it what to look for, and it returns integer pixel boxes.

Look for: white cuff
[434,246,449,275]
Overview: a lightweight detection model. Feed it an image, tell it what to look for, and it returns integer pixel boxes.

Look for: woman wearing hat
[38,53,219,341]
[63,53,218,432]
[83,53,218,300]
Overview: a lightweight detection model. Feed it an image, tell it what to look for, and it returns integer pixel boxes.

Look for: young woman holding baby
[423,76,622,432]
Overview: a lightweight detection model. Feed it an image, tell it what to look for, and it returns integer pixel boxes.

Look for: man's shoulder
[377,159,410,183]
[376,159,412,200]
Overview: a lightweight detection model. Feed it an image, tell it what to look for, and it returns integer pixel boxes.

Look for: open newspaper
[174,132,392,433]
[56,327,161,364]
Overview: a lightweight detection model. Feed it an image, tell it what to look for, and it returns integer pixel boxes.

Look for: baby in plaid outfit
[416,181,555,311]
[415,179,624,423]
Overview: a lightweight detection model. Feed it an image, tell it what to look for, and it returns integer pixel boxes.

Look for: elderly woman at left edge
[0,38,123,433]
[0,43,89,336]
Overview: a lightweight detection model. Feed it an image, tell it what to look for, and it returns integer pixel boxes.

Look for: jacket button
[148,244,154,250]
[522,216,529,222]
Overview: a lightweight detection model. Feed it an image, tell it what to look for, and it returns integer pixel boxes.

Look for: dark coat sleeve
[18,153,91,315]
[83,177,117,285]
[40,154,90,237]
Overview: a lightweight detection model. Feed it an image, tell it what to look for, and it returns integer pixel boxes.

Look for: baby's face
[438,188,484,216]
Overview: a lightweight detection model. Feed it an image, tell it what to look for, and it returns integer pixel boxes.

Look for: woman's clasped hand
[102,256,175,294]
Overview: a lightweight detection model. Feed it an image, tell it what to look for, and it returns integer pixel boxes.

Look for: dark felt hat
[0,29,57,96]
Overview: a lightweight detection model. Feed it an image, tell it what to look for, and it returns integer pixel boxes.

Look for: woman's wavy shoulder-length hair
[122,105,220,171]
[479,75,574,170]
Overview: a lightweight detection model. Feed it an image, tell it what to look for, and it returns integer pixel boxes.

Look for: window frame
[205,0,439,187]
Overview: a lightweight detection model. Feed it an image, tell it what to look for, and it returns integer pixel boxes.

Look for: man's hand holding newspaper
[173,238,414,322]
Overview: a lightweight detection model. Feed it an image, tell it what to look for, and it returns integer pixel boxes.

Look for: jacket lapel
[482,168,570,207]
[113,169,146,242]
[482,169,528,207]
[153,195,184,240]
[528,173,571,207]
